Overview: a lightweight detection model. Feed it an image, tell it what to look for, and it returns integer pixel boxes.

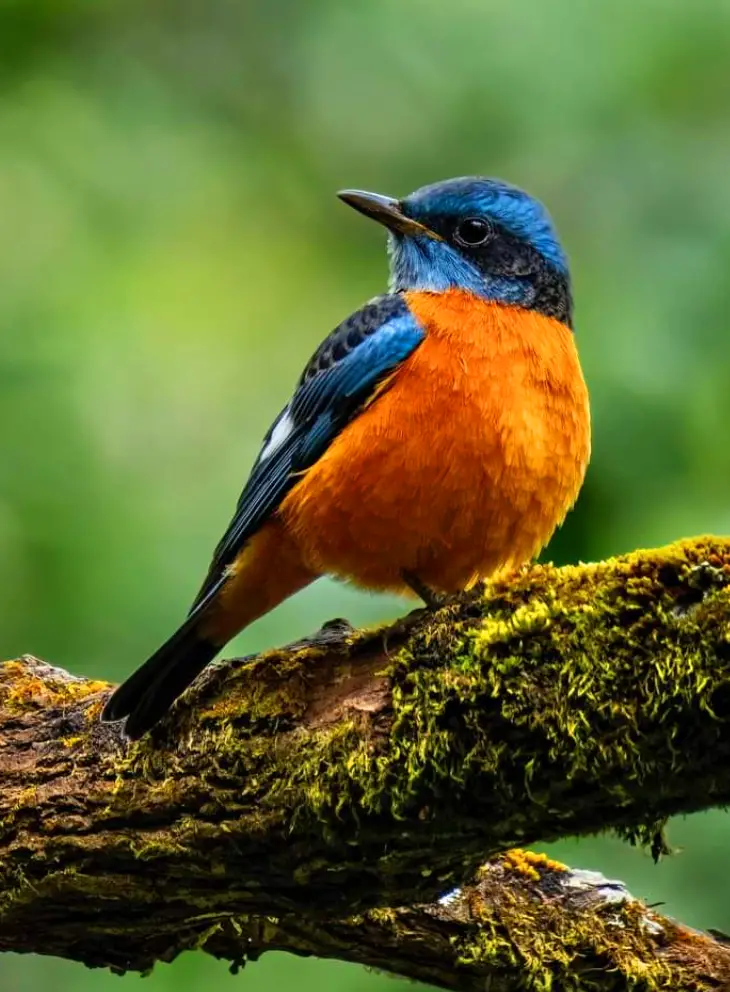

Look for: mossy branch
[230,851,730,992]
[2,537,730,986]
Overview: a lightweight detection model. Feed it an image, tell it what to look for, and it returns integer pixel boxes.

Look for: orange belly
[278,291,591,595]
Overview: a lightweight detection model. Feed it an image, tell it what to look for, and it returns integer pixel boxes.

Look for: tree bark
[2,537,730,987]
[234,853,730,992]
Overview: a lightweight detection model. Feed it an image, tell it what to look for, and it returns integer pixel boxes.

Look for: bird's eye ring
[454,217,493,247]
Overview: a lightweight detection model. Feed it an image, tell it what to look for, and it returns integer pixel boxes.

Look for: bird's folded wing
[188,294,425,614]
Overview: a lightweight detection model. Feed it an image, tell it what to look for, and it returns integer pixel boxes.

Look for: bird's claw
[402,571,448,609]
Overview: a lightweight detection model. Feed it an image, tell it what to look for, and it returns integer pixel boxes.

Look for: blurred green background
[2,0,730,988]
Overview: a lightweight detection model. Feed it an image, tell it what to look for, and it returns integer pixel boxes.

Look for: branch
[2,537,730,984]
[233,852,730,992]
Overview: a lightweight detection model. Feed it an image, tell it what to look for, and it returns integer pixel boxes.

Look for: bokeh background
[2,0,730,989]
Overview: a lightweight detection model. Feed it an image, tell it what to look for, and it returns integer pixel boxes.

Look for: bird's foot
[284,617,355,652]
[318,617,356,638]
[402,571,448,610]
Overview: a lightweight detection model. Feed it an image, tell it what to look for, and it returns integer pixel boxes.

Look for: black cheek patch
[406,212,573,327]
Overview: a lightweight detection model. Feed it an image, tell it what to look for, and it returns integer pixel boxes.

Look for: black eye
[454,217,493,247]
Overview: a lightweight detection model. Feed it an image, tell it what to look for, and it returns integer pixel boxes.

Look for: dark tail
[102,622,219,740]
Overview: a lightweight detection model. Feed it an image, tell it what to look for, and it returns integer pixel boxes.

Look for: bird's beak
[337,189,439,239]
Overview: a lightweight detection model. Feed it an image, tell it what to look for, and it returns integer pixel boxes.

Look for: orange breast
[279,291,591,595]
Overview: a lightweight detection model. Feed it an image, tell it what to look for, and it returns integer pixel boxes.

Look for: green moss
[452,897,679,991]
[91,538,730,920]
[420,852,700,991]
[203,536,730,860]
[7,538,730,940]
[3,539,730,975]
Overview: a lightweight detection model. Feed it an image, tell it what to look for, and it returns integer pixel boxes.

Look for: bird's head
[339,176,572,327]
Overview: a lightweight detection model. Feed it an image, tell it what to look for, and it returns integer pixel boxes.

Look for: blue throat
[387,234,537,307]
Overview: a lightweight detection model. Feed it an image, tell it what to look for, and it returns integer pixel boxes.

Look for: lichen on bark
[2,536,730,986]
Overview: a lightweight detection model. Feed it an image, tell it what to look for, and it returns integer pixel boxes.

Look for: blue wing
[188,294,425,613]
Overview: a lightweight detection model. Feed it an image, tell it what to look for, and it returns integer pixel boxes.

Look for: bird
[102,176,591,739]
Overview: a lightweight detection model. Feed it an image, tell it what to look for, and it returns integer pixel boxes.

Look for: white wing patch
[260,409,294,461]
